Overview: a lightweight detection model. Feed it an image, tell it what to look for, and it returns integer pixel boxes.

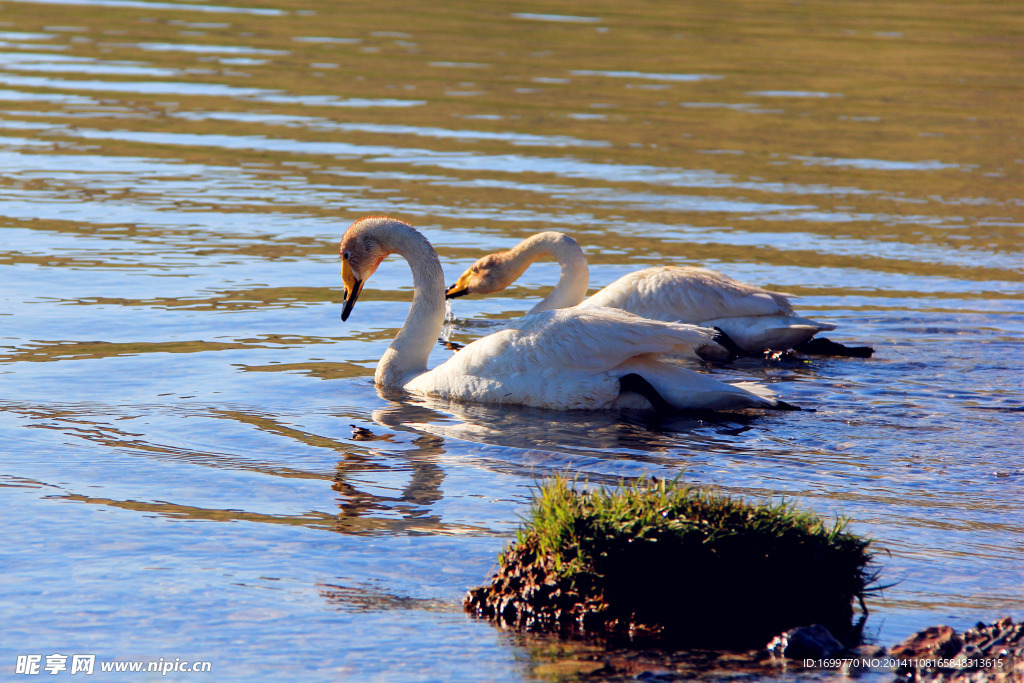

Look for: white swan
[445,231,855,355]
[339,216,793,411]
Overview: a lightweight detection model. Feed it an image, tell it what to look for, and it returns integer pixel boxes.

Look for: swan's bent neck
[372,223,446,388]
[508,232,589,313]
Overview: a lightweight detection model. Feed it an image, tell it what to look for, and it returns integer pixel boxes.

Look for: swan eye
[343,251,350,260]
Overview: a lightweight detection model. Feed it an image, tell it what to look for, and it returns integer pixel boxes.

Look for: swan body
[445,232,837,354]
[581,266,836,353]
[339,217,787,411]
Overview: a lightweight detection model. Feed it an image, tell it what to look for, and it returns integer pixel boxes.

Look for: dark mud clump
[464,476,876,648]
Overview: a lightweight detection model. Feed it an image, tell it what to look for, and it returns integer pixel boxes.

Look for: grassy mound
[465,476,875,647]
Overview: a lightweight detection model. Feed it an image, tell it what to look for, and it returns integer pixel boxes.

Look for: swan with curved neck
[445,232,850,355]
[340,217,791,411]
[341,215,446,387]
[446,232,590,313]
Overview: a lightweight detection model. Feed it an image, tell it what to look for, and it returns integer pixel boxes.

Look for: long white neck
[373,223,446,388]
[507,232,589,313]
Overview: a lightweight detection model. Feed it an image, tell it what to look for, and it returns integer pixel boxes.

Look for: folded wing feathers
[447,307,719,376]
[583,266,796,323]
[503,307,722,371]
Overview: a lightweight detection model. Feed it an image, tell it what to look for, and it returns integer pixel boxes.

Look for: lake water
[1,0,1021,680]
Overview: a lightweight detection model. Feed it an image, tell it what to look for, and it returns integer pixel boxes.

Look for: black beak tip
[446,287,467,300]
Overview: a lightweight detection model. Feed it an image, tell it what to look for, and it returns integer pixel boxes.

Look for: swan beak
[445,270,472,299]
[341,260,364,322]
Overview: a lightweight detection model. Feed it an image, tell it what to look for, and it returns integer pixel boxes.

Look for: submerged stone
[766,624,846,659]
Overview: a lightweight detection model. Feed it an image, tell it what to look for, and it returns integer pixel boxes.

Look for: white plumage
[340,217,787,411]
[445,232,837,354]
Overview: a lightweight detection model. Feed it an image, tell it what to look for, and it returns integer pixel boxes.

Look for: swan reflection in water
[362,385,763,474]
[320,374,783,539]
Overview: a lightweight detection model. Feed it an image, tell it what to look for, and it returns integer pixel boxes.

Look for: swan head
[445,253,515,299]
[339,216,396,321]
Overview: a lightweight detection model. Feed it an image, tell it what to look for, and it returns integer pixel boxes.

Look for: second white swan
[445,231,870,356]
[339,217,794,412]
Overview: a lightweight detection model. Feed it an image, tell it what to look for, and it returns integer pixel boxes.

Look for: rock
[349,424,374,440]
[349,425,394,441]
[890,617,1023,681]
[766,624,845,659]
[891,625,964,661]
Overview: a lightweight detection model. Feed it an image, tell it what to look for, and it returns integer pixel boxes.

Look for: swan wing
[495,306,725,370]
[404,307,731,409]
[582,266,796,322]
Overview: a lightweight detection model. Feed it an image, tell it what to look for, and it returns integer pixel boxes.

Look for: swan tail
[793,336,875,358]
[618,359,789,411]
[702,315,836,353]
[710,327,744,360]
[727,381,804,411]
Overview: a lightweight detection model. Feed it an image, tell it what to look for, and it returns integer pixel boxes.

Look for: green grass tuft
[467,475,877,647]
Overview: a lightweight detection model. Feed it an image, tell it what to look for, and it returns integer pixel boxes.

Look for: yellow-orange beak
[445,269,473,299]
[340,259,364,321]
